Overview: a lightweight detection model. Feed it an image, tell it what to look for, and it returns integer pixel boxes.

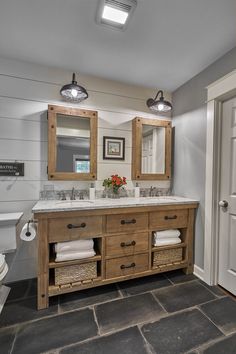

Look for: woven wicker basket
[153,248,183,267]
[55,262,97,286]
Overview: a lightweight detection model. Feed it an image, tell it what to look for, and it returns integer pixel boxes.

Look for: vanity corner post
[37,216,49,310]
[183,207,195,275]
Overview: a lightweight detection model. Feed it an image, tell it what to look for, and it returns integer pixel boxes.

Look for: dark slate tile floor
[0,271,235,354]
[200,296,236,335]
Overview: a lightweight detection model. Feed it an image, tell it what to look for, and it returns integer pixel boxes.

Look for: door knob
[219,200,228,208]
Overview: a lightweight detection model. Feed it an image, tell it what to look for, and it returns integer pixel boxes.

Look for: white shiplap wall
[0,57,171,282]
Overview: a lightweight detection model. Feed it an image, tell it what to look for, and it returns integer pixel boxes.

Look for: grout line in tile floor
[56,332,101,353]
[188,333,230,354]
[54,325,141,353]
[196,305,226,336]
[150,290,168,313]
[91,305,101,336]
[137,324,157,354]
[115,283,124,298]
[197,280,228,298]
[9,324,21,354]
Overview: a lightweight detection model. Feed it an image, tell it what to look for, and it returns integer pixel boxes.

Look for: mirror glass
[56,114,90,173]
[141,124,165,174]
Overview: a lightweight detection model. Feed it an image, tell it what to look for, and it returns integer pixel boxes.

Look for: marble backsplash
[40,186,171,200]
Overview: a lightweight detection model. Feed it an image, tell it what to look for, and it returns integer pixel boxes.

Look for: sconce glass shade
[146,90,172,113]
[60,73,88,102]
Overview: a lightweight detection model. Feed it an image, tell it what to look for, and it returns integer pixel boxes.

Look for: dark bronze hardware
[67,223,86,229]
[120,240,136,247]
[120,262,136,270]
[120,219,136,225]
[164,215,177,220]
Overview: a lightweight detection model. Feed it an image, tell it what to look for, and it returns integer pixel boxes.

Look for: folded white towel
[153,237,181,247]
[55,250,96,262]
[55,239,94,253]
[154,229,181,239]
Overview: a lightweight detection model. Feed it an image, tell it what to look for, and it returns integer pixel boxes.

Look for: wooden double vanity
[33,198,198,309]
[32,105,198,310]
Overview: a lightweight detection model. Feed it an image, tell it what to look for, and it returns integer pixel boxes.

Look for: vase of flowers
[103,174,127,198]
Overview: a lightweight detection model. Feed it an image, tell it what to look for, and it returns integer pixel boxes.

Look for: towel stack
[153,229,181,247]
[54,239,96,262]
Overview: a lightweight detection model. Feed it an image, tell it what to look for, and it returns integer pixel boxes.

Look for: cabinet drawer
[105,253,149,279]
[106,213,148,234]
[48,216,102,242]
[106,232,149,257]
[149,209,188,229]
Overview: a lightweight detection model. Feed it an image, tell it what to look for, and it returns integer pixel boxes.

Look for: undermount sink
[141,196,179,202]
[56,200,94,205]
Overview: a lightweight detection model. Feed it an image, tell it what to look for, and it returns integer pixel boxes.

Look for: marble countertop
[32,196,198,213]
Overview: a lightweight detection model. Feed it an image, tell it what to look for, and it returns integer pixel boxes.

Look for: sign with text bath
[0,162,24,176]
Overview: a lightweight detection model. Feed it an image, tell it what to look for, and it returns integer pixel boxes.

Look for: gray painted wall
[172,46,236,269]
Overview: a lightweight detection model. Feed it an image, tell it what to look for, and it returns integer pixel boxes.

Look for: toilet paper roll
[0,263,8,281]
[20,222,37,242]
[0,254,6,274]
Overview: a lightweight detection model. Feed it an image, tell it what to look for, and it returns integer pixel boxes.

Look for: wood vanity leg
[183,208,194,275]
[37,218,49,309]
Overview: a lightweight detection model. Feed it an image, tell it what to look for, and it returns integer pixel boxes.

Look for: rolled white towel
[55,239,94,253]
[55,250,96,262]
[153,237,181,247]
[154,229,181,239]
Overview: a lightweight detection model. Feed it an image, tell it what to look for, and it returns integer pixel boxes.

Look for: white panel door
[142,133,153,173]
[218,97,236,295]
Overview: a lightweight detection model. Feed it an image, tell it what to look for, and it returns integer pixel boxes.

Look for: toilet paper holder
[26,219,37,237]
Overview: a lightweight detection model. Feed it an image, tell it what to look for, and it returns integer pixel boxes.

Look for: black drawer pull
[120,240,136,247]
[120,262,136,270]
[120,219,136,225]
[164,215,177,220]
[67,223,86,229]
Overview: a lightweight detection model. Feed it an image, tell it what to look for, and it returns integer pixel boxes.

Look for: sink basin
[140,197,178,202]
[56,200,94,205]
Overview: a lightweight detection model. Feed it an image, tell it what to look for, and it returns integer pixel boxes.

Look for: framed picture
[103,136,125,160]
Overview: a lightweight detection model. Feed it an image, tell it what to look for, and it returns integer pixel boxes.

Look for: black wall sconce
[146,90,172,113]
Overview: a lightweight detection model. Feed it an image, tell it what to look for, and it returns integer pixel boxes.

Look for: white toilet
[0,212,23,313]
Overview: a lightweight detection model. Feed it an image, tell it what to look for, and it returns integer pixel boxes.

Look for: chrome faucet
[70,187,76,200]
[149,186,156,197]
[60,191,66,200]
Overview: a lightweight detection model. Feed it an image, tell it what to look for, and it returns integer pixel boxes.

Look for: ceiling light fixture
[60,73,88,103]
[96,0,137,31]
[146,90,172,113]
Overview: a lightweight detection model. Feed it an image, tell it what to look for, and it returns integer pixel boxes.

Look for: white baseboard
[193,264,205,281]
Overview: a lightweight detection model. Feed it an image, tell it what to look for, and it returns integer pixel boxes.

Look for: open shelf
[49,237,102,269]
[49,254,101,269]
[152,260,188,271]
[49,276,103,296]
[151,242,187,252]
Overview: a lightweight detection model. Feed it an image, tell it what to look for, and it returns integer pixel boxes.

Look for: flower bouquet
[103,174,127,198]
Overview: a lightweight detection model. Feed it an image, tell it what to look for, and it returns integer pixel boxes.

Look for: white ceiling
[0,0,235,91]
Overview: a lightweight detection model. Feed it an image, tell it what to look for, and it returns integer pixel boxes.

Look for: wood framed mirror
[48,105,97,180]
[132,117,172,180]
